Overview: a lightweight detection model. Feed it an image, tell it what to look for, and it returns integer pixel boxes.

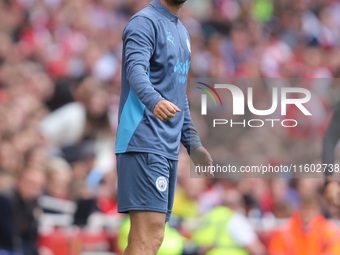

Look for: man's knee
[128,225,164,247]
[151,227,164,249]
[129,211,166,251]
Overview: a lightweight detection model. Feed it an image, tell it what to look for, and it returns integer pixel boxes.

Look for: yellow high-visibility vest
[172,188,200,218]
[192,206,249,255]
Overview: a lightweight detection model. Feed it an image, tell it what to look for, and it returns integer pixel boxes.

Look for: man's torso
[116,0,191,160]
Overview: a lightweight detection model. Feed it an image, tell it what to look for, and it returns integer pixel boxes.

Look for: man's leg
[117,152,172,254]
[123,211,166,255]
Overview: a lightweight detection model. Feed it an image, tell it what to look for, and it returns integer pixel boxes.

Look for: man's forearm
[180,97,202,154]
[126,64,164,112]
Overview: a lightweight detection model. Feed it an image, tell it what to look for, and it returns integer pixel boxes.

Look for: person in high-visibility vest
[118,217,184,255]
[192,189,265,255]
[268,195,340,255]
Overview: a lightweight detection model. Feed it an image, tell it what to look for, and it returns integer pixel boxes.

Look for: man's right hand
[324,180,340,207]
[153,100,181,121]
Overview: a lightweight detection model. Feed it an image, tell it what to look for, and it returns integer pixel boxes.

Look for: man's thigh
[117,152,177,221]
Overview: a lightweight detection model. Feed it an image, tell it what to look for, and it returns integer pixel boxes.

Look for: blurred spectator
[268,195,340,255]
[0,168,46,255]
[96,171,118,215]
[192,188,266,255]
[173,151,207,218]
[45,157,72,200]
[0,172,15,192]
[0,140,24,175]
[39,76,115,175]
[73,171,118,226]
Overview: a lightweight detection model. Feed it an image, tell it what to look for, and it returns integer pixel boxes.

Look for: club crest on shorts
[156,176,167,192]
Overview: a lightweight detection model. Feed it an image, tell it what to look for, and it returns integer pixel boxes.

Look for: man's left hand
[190,146,214,177]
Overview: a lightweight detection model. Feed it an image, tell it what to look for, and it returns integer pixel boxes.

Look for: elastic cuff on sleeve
[148,97,164,113]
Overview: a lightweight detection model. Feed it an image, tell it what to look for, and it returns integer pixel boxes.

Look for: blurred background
[1,0,340,254]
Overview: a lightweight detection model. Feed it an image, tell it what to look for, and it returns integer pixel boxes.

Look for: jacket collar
[150,0,179,22]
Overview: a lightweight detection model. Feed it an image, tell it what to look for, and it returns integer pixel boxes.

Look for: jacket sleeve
[181,96,202,154]
[124,16,164,112]
[322,102,340,177]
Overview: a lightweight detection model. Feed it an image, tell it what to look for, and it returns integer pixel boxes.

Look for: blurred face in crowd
[303,47,323,69]
[231,25,250,53]
[26,147,48,168]
[300,197,320,227]
[297,178,320,198]
[182,177,206,200]
[47,170,71,199]
[87,88,109,118]
[75,77,109,119]
[223,189,244,213]
[17,169,46,202]
[28,73,54,102]
[97,171,117,200]
[0,141,22,173]
[12,128,41,155]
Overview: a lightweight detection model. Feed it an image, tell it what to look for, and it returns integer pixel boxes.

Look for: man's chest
[152,21,191,84]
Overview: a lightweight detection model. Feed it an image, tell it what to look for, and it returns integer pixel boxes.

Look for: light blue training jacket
[115,0,202,160]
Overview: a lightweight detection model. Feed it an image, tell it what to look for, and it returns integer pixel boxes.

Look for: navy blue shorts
[116,152,178,222]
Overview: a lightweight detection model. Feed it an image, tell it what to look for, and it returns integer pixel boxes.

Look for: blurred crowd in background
[1,0,340,254]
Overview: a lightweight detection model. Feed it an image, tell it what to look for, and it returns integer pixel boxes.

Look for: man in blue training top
[116,0,213,254]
